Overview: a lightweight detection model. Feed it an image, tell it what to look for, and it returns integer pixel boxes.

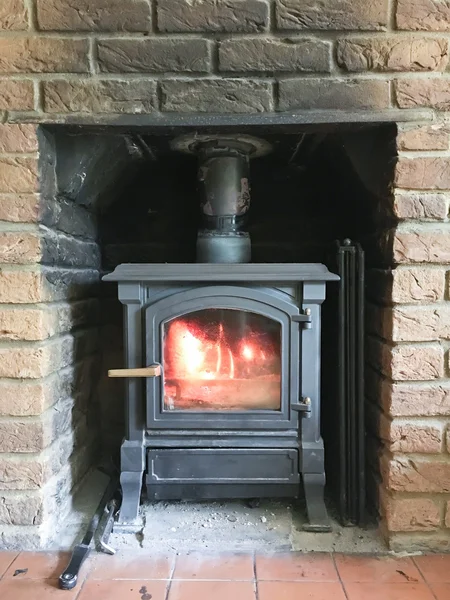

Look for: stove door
[145,286,301,430]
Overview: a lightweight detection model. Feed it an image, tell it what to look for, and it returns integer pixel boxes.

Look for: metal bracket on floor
[58,472,119,591]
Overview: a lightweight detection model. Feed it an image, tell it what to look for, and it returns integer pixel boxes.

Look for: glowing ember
[163,309,281,411]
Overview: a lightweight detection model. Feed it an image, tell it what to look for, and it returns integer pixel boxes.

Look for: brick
[0,268,100,304]
[382,455,450,493]
[0,493,42,525]
[0,309,47,341]
[157,0,269,32]
[0,420,44,452]
[394,193,448,220]
[36,0,151,32]
[0,158,38,193]
[382,419,443,452]
[0,232,41,264]
[161,79,273,113]
[278,79,389,111]
[43,80,157,114]
[381,493,441,531]
[0,330,98,379]
[219,38,331,73]
[396,157,450,190]
[397,0,450,31]
[42,231,100,269]
[395,79,450,110]
[97,38,211,73]
[370,304,450,342]
[397,125,450,151]
[276,0,388,30]
[447,428,450,453]
[394,231,450,263]
[0,194,39,222]
[366,268,446,304]
[41,197,96,238]
[367,338,444,380]
[0,124,38,153]
[0,0,28,30]
[394,268,445,303]
[0,80,34,111]
[0,457,44,490]
[0,38,89,74]
[446,501,450,527]
[338,37,448,72]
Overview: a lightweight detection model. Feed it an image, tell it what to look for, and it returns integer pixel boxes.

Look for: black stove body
[103,134,338,532]
[104,263,338,532]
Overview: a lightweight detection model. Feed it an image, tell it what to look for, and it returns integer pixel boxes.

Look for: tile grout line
[331,553,350,600]
[164,552,177,600]
[411,557,440,600]
[253,551,259,600]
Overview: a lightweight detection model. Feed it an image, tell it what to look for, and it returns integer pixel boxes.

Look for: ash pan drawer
[147,448,300,484]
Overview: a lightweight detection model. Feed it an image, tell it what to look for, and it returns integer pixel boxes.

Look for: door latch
[292,308,312,329]
[291,396,312,417]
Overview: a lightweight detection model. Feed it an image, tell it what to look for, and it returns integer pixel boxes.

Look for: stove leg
[115,440,144,532]
[302,472,331,532]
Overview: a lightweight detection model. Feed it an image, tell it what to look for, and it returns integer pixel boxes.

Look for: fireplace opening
[38,121,397,544]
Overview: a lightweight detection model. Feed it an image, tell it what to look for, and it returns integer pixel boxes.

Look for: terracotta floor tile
[335,554,422,583]
[173,553,254,580]
[78,579,169,600]
[414,554,450,583]
[258,581,346,600]
[0,552,18,578]
[255,553,338,581]
[4,552,72,580]
[0,578,79,599]
[168,581,255,600]
[344,582,436,600]
[430,583,450,600]
[89,552,174,580]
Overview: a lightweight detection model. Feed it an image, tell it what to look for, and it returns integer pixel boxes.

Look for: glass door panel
[163,308,281,411]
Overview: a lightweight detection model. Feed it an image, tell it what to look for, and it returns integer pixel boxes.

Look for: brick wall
[1,0,450,550]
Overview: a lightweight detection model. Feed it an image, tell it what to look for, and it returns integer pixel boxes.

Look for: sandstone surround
[0,0,449,553]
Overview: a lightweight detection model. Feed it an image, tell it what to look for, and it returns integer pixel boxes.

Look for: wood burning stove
[103,134,339,533]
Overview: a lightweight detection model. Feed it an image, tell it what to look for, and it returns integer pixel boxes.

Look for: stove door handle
[108,364,162,378]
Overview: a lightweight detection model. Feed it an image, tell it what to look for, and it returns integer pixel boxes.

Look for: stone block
[0,232,41,264]
[278,79,389,110]
[397,124,450,151]
[41,230,100,269]
[0,80,34,111]
[0,157,38,193]
[0,124,38,153]
[395,79,450,110]
[0,194,39,222]
[394,193,448,220]
[0,270,43,303]
[0,0,28,30]
[98,38,211,73]
[381,492,441,531]
[157,0,269,32]
[397,0,450,31]
[41,197,96,239]
[394,230,450,263]
[219,38,331,72]
[382,455,450,493]
[36,0,151,32]
[337,37,448,72]
[276,0,388,30]
[0,308,48,341]
[0,38,89,73]
[161,79,273,113]
[43,80,157,114]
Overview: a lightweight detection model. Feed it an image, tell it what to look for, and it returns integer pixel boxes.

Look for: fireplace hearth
[104,134,339,533]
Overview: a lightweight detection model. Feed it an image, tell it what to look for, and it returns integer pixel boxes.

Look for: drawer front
[147,448,299,484]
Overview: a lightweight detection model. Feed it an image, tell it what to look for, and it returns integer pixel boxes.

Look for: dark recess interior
[44,122,398,521]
